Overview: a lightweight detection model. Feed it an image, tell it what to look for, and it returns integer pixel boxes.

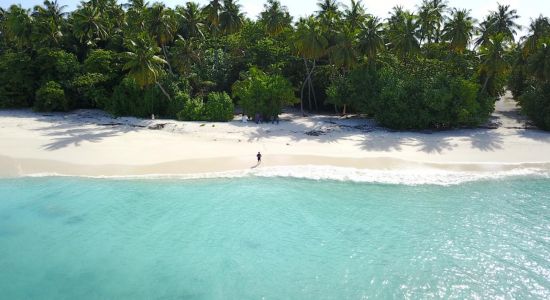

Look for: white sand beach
[1,92,550,177]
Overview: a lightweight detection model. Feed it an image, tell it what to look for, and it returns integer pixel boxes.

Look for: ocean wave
[20,165,550,186]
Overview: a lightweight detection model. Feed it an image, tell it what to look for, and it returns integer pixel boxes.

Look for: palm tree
[317,0,340,16]
[0,7,6,41]
[358,16,385,60]
[125,0,148,34]
[259,0,292,36]
[146,3,177,74]
[295,17,328,114]
[4,5,33,50]
[33,1,66,26]
[204,0,222,32]
[171,35,202,77]
[526,40,550,82]
[417,0,447,44]
[344,0,365,30]
[479,33,508,96]
[488,4,521,41]
[477,4,520,47]
[71,4,108,46]
[522,16,550,57]
[32,0,67,47]
[176,2,204,39]
[219,0,244,35]
[329,24,359,114]
[317,0,341,29]
[387,9,420,57]
[123,33,171,102]
[442,8,474,53]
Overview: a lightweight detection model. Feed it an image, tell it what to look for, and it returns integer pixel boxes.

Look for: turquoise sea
[0,176,549,299]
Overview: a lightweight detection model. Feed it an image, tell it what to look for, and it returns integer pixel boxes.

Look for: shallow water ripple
[0,176,549,299]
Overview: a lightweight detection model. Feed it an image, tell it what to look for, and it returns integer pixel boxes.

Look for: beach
[1,92,550,178]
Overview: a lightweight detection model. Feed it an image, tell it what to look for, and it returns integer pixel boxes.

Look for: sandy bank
[1,93,549,177]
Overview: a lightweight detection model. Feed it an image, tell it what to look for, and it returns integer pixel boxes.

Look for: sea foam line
[19,165,550,186]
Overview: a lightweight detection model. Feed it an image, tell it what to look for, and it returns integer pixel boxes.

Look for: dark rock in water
[65,215,85,225]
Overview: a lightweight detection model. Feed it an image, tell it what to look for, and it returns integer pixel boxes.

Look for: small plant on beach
[33,81,68,112]
[0,51,35,108]
[519,82,550,130]
[232,67,298,119]
[177,97,204,121]
[204,92,234,122]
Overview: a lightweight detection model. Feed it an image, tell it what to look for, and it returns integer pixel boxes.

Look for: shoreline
[1,94,550,180]
[2,154,550,183]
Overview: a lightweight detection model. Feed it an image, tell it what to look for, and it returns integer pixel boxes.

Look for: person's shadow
[251,161,262,169]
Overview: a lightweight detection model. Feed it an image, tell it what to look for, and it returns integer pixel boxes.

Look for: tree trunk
[342,104,347,116]
[300,78,306,116]
[162,45,174,76]
[481,75,491,95]
[310,60,318,111]
[302,58,312,112]
[156,82,172,101]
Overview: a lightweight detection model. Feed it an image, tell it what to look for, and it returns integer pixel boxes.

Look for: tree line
[0,0,548,129]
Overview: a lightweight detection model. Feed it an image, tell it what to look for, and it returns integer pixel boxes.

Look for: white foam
[19,166,550,186]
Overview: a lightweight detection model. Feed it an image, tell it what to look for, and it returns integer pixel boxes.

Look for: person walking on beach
[257,152,262,163]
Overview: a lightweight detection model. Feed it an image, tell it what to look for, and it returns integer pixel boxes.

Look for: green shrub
[204,92,234,121]
[177,97,204,121]
[164,91,188,119]
[232,67,298,118]
[33,81,68,112]
[0,52,36,108]
[366,57,492,129]
[36,49,80,85]
[520,82,550,130]
[106,77,147,117]
[72,73,110,108]
[83,49,120,79]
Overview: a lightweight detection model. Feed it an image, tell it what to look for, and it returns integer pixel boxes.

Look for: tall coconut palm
[317,0,341,29]
[295,17,328,114]
[146,3,177,74]
[33,1,66,26]
[32,0,67,47]
[204,0,222,32]
[479,33,508,95]
[522,16,550,57]
[526,40,550,82]
[488,4,521,41]
[475,15,493,48]
[317,0,340,16]
[417,0,447,44]
[259,0,292,36]
[344,0,365,30]
[0,8,6,41]
[387,9,420,57]
[123,32,171,102]
[125,0,148,33]
[219,0,244,35]
[358,16,385,60]
[4,5,33,50]
[330,25,359,71]
[329,24,359,114]
[442,8,474,53]
[71,4,108,46]
[477,4,520,47]
[171,35,202,77]
[176,2,204,39]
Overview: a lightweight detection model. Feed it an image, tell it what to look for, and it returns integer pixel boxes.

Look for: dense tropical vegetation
[0,0,547,129]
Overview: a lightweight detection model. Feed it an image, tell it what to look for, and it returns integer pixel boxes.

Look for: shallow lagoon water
[0,176,549,299]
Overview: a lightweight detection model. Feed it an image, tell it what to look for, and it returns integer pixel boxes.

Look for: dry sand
[1,92,549,177]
